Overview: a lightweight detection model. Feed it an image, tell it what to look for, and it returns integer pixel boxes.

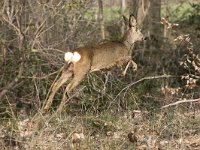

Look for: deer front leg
[122,61,131,76]
[122,60,137,76]
[130,60,137,71]
[43,70,73,110]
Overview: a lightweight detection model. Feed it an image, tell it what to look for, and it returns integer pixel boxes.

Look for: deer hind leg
[56,63,90,113]
[43,67,73,110]
[122,61,131,76]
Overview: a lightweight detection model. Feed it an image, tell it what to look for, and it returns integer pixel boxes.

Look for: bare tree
[0,0,27,101]
[120,0,126,36]
[0,0,97,111]
[98,0,105,40]
[132,0,162,50]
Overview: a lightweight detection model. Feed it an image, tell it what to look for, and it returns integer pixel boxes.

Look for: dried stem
[162,98,200,108]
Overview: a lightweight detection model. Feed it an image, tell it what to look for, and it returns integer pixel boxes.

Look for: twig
[0,61,24,100]
[20,70,60,79]
[162,98,200,108]
[0,8,25,100]
[127,74,176,88]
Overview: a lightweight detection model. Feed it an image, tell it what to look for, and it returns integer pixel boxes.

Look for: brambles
[175,34,200,89]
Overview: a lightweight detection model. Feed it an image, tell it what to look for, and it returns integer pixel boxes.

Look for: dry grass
[0,105,200,150]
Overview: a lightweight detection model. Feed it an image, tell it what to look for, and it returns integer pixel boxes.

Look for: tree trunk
[120,0,126,36]
[98,0,105,40]
[132,0,161,37]
[132,0,162,51]
[163,0,171,38]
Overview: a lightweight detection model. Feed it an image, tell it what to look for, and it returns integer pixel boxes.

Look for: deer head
[122,15,143,50]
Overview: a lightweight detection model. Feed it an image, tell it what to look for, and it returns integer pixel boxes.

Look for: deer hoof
[43,104,51,112]
[133,65,137,71]
[133,67,137,71]
[122,71,126,76]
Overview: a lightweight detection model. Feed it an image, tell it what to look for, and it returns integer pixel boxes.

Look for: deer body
[74,42,130,72]
[43,15,143,112]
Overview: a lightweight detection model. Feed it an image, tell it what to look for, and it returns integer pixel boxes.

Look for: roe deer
[43,14,143,112]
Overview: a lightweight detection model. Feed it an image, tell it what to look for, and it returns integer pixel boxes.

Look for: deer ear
[123,15,129,26]
[129,14,137,27]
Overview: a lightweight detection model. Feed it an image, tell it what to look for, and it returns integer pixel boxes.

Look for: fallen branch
[162,98,200,108]
[115,74,178,100]
[127,74,177,88]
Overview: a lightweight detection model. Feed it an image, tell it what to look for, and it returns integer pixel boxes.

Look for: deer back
[66,15,143,73]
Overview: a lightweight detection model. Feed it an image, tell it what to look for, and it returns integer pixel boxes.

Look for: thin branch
[0,61,24,100]
[162,98,200,108]
[32,48,65,54]
[115,74,178,100]
[2,15,21,34]
[127,74,177,87]
[20,70,60,79]
[0,3,25,100]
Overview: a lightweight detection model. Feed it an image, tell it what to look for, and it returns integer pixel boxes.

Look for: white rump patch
[64,51,81,63]
[64,52,73,62]
[72,51,81,62]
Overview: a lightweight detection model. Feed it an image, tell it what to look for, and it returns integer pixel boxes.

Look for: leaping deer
[43,14,143,112]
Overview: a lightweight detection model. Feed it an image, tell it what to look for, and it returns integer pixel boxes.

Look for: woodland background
[0,0,200,149]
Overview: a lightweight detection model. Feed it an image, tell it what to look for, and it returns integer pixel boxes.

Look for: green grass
[161,3,196,22]
[103,7,126,22]
[84,6,129,23]
[85,2,197,23]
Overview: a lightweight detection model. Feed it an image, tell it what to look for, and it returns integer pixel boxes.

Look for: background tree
[132,0,162,51]
[98,0,105,40]
[120,0,126,36]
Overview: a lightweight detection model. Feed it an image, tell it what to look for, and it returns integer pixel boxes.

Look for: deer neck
[121,39,134,54]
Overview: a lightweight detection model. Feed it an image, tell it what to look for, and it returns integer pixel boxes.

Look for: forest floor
[0,1,200,150]
[0,105,200,149]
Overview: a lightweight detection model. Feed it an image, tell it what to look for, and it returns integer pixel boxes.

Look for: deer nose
[143,37,148,40]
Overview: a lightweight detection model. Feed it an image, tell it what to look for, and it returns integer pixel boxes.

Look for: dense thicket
[0,0,200,116]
